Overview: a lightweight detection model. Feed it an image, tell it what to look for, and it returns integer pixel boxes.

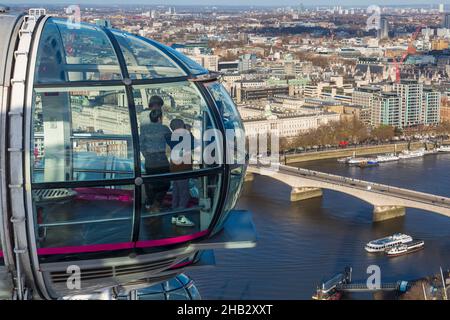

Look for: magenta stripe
[135,230,209,249]
[0,251,3,258]
[36,230,210,255]
[37,242,133,255]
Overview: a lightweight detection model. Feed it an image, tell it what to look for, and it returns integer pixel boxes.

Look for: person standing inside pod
[138,95,165,127]
[140,107,171,212]
[166,119,195,227]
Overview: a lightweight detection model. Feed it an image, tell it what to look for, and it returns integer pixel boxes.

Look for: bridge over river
[246,163,450,222]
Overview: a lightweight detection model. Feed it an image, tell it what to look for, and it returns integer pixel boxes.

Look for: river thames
[189,153,450,299]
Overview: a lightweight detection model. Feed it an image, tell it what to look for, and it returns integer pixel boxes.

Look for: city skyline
[4,1,450,7]
[0,0,449,302]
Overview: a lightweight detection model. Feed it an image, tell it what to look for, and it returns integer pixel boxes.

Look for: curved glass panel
[31,87,134,183]
[165,288,191,300]
[205,82,247,230]
[187,284,201,300]
[32,185,134,252]
[163,277,183,291]
[35,18,122,83]
[137,283,164,295]
[138,293,166,300]
[29,20,229,257]
[133,81,222,174]
[161,44,209,75]
[225,166,246,212]
[117,275,200,300]
[138,173,221,242]
[205,82,246,165]
[177,273,191,286]
[112,31,187,80]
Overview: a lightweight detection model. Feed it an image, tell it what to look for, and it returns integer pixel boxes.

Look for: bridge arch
[247,166,450,222]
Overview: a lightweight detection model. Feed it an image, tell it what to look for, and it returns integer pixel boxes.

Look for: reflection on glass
[225,166,245,213]
[133,82,221,173]
[165,288,191,300]
[216,166,246,230]
[187,284,201,300]
[206,82,246,165]
[163,277,183,291]
[35,18,122,83]
[117,274,200,300]
[139,174,221,241]
[31,87,134,183]
[112,31,187,80]
[138,293,166,300]
[162,44,208,75]
[32,186,134,249]
[206,82,247,230]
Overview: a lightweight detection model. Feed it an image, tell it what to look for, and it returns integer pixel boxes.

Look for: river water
[189,153,450,299]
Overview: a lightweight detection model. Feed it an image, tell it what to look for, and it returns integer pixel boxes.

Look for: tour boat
[375,153,400,163]
[337,156,352,164]
[385,240,425,257]
[398,149,425,160]
[437,145,450,153]
[347,157,370,166]
[365,233,413,253]
[424,149,438,156]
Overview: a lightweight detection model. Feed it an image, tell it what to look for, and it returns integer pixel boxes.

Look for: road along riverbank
[283,140,450,164]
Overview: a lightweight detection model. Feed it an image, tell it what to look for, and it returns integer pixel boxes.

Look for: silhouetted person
[149,95,164,111]
[140,109,171,211]
[168,119,193,210]
[138,95,165,127]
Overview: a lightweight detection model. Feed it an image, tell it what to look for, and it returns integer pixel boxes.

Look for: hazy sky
[5,0,450,7]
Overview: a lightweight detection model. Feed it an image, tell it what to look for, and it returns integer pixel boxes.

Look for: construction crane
[393,24,425,83]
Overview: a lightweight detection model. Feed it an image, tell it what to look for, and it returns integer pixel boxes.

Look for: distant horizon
[2,1,449,8]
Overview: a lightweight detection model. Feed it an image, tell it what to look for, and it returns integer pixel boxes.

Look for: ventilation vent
[33,188,77,203]
[50,257,177,283]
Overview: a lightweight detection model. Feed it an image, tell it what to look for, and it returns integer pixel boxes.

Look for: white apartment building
[394,80,423,127]
[189,54,219,72]
[243,112,340,138]
[423,89,441,124]
[353,82,441,128]
[371,92,401,128]
[237,80,267,88]
[352,86,381,125]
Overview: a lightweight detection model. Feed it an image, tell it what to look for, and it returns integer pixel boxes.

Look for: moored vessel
[437,145,450,153]
[385,240,425,257]
[347,157,370,166]
[424,148,438,156]
[398,148,425,160]
[365,233,413,252]
[375,153,400,163]
[337,156,352,164]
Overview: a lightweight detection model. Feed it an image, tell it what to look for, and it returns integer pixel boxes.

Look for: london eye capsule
[0,9,255,299]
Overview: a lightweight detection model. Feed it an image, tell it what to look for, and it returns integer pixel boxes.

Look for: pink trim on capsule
[36,242,134,255]
[135,230,209,248]
[36,230,209,255]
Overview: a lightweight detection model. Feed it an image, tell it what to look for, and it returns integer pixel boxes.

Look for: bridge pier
[373,206,406,222]
[290,187,323,202]
[244,172,255,182]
